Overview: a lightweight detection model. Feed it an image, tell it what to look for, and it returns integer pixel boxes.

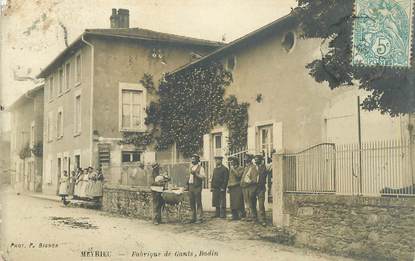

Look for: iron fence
[282,139,415,197]
[283,143,336,194]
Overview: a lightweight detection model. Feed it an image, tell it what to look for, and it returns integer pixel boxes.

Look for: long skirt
[87,181,103,197]
[78,181,88,198]
[58,182,68,196]
[68,182,75,196]
[229,185,244,210]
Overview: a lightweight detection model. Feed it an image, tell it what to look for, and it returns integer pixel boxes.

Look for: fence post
[272,154,289,227]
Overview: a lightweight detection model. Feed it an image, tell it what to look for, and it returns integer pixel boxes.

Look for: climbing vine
[121,62,249,157]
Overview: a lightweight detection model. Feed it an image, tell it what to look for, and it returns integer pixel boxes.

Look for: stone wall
[284,194,415,261]
[102,184,192,222]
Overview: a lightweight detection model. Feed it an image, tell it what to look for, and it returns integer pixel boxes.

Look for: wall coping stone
[285,193,415,209]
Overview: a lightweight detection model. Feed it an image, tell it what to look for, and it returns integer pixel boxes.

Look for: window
[75,54,81,84]
[213,133,222,157]
[74,92,81,135]
[122,151,141,163]
[258,124,273,159]
[282,31,296,53]
[226,55,236,71]
[58,68,64,94]
[49,76,54,100]
[65,63,71,91]
[57,108,63,138]
[30,121,35,147]
[122,90,143,130]
[47,112,54,142]
[74,154,81,169]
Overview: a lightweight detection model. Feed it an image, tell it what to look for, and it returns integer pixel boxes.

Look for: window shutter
[273,121,283,153]
[203,134,210,161]
[247,126,256,154]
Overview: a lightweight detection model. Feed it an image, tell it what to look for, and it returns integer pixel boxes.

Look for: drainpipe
[81,35,95,167]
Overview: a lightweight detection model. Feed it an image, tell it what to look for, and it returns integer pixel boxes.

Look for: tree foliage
[294,0,415,116]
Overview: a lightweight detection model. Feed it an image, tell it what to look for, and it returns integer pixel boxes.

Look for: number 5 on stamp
[352,0,414,67]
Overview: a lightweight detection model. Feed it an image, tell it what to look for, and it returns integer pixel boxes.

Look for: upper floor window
[74,92,81,135]
[49,76,54,100]
[119,83,146,132]
[226,55,237,71]
[282,31,296,53]
[47,112,54,142]
[57,108,63,138]
[65,63,71,91]
[75,54,81,84]
[58,68,64,94]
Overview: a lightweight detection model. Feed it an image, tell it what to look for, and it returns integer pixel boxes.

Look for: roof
[7,83,44,112]
[167,13,297,76]
[37,27,225,78]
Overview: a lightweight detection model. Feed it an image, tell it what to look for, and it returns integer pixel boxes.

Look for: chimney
[110,8,129,28]
[118,9,129,28]
[110,8,119,28]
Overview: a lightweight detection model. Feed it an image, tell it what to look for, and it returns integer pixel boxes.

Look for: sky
[0,0,296,130]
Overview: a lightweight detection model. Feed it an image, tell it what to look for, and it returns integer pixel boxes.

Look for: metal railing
[283,143,336,194]
[228,146,248,168]
[282,139,415,197]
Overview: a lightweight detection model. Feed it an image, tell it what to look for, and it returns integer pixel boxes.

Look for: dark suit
[254,164,269,222]
[211,165,229,217]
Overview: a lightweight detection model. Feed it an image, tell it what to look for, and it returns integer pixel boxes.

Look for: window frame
[118,82,147,132]
[57,107,64,139]
[48,75,54,102]
[47,111,54,142]
[73,89,82,136]
[58,67,64,96]
[121,150,141,163]
[65,62,71,92]
[75,53,82,86]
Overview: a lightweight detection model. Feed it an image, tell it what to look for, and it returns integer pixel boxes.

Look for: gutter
[81,35,95,167]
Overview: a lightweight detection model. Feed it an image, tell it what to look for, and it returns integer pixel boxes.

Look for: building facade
[37,9,223,195]
[8,84,44,193]
[171,15,412,162]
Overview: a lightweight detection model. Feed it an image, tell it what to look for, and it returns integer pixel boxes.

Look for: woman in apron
[58,171,69,205]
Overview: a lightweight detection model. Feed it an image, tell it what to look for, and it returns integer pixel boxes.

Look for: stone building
[8,83,44,193]
[171,14,411,162]
[37,9,223,195]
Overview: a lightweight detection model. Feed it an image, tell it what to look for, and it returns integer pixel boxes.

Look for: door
[258,124,273,163]
[212,133,223,158]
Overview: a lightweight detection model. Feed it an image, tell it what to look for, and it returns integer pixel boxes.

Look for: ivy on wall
[121,62,249,157]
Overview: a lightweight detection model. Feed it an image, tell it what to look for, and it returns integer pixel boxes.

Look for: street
[0,188,353,261]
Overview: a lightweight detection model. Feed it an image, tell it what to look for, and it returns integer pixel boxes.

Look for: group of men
[151,153,272,226]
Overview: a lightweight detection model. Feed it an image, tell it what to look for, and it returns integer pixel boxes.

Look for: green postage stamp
[352,0,414,67]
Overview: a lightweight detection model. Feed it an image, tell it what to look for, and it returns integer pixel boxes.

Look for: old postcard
[0,0,414,260]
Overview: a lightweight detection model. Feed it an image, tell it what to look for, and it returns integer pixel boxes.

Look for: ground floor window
[122,151,141,163]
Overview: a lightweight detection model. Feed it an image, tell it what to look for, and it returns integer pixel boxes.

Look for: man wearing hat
[240,154,258,221]
[187,154,206,223]
[254,154,269,226]
[227,156,246,220]
[211,156,229,218]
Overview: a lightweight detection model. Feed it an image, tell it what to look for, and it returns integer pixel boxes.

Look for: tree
[294,0,415,116]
